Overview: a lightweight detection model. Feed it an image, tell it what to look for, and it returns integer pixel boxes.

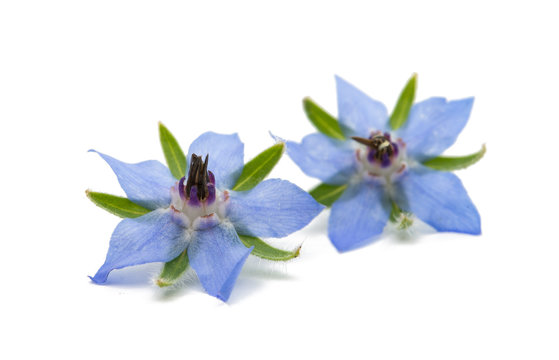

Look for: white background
[1,1,558,359]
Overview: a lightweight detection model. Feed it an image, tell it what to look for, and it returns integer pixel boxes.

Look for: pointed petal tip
[205,245,254,303]
[334,74,346,86]
[215,293,230,302]
[268,131,286,144]
[332,243,348,253]
[267,132,286,151]
[468,217,482,236]
[89,274,107,285]
[334,74,356,88]
[213,245,254,302]
[330,237,356,253]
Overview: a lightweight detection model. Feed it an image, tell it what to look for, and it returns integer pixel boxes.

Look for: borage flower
[87,124,323,301]
[285,74,484,252]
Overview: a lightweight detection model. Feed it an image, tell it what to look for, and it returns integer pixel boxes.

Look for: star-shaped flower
[87,125,323,301]
[285,75,484,252]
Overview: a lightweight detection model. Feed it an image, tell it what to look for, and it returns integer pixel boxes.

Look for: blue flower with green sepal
[284,74,484,252]
[87,124,324,301]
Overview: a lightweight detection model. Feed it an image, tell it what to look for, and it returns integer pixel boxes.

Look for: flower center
[352,131,407,180]
[170,154,227,229]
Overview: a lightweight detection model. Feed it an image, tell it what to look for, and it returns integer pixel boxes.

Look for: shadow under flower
[91,247,298,303]
[385,218,438,244]
[303,208,439,251]
[228,270,296,305]
[153,255,297,304]
[302,210,330,236]
[154,268,203,302]
[227,256,297,304]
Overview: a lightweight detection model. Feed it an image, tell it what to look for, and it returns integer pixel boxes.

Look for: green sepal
[86,190,150,218]
[158,122,187,179]
[389,201,413,230]
[303,97,345,140]
[232,142,285,192]
[422,144,486,171]
[309,183,348,207]
[389,73,417,131]
[156,249,189,287]
[239,234,301,261]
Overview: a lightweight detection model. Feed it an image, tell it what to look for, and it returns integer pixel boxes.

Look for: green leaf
[239,234,301,261]
[232,142,285,191]
[156,249,189,287]
[309,183,348,207]
[389,201,413,230]
[86,190,150,218]
[389,73,417,130]
[159,122,187,179]
[303,97,345,140]
[423,144,486,171]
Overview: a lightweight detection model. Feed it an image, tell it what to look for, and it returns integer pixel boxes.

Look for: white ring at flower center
[170,185,229,230]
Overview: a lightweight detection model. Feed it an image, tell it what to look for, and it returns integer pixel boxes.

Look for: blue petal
[336,75,389,136]
[90,150,175,210]
[328,181,390,252]
[286,133,357,185]
[227,179,325,238]
[187,132,244,190]
[394,166,481,234]
[90,208,188,284]
[187,222,252,302]
[396,97,474,160]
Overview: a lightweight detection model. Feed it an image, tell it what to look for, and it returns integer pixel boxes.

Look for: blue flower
[90,132,323,301]
[286,76,481,252]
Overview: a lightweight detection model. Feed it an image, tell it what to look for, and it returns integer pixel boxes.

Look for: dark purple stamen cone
[186,153,213,202]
